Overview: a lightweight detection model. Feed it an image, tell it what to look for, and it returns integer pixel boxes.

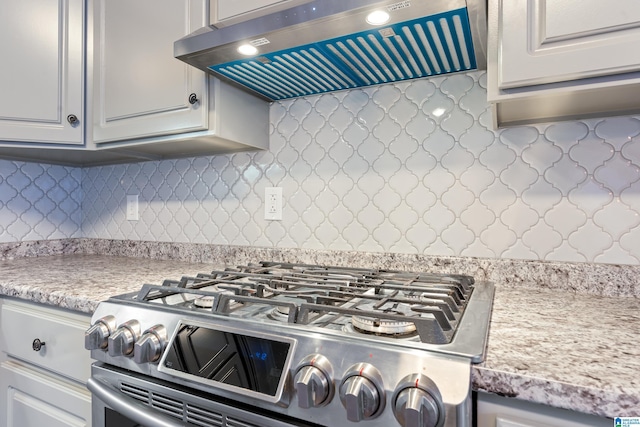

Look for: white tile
[460,165,495,197]
[500,158,538,195]
[458,123,495,156]
[458,84,489,119]
[544,122,589,146]
[593,198,640,240]
[522,221,562,259]
[441,109,474,140]
[388,98,419,127]
[478,140,517,174]
[594,117,640,148]
[421,90,455,123]
[478,181,517,216]
[441,185,475,216]
[372,116,402,142]
[499,126,540,153]
[543,154,588,196]
[567,177,614,217]
[460,200,496,236]
[594,243,639,264]
[440,74,475,100]
[594,153,640,194]
[371,85,402,112]
[521,178,562,216]
[568,135,614,174]
[314,94,341,118]
[422,201,455,234]
[404,80,437,108]
[441,223,475,255]
[479,221,517,257]
[522,138,563,173]
[501,240,538,260]
[567,220,613,262]
[500,201,539,236]
[8,70,640,265]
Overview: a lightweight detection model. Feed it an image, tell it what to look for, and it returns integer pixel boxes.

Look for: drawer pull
[32,338,46,352]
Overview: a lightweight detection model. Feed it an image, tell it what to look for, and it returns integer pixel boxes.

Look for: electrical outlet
[264,187,282,220]
[126,195,139,221]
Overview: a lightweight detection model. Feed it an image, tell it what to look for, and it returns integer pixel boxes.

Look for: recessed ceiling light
[366,10,390,25]
[238,44,258,56]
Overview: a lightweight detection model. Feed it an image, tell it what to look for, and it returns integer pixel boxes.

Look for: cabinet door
[497,0,640,89]
[0,360,91,427]
[0,0,84,144]
[476,392,611,427]
[92,0,209,143]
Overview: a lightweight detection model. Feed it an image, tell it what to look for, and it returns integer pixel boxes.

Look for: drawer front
[0,300,91,383]
[0,360,91,427]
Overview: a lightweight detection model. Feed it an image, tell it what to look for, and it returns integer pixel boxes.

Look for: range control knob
[392,374,444,427]
[107,320,141,357]
[294,354,333,408]
[339,363,385,422]
[134,325,167,364]
[84,315,116,350]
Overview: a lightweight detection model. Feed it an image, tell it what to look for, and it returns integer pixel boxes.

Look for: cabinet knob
[67,114,79,126]
[32,338,46,352]
[188,93,198,105]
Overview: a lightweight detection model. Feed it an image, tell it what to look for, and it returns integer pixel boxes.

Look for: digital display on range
[163,324,291,396]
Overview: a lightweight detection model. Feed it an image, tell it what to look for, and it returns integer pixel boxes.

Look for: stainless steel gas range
[85,262,494,427]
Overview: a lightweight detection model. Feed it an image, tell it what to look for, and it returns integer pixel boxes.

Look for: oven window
[163,324,290,396]
[105,408,141,427]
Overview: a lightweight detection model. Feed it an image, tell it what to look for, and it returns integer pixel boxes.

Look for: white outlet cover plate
[126,194,139,221]
[264,187,282,220]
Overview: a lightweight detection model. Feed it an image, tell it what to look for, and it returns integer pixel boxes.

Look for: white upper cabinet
[488,0,640,128]
[92,0,209,143]
[0,0,84,145]
[498,0,640,89]
[213,0,312,27]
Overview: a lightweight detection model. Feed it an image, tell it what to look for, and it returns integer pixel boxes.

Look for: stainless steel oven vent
[119,382,257,427]
[175,0,487,101]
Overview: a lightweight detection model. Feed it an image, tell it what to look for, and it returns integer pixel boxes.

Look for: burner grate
[129,261,477,345]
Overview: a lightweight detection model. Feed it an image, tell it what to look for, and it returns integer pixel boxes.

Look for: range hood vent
[175,0,487,101]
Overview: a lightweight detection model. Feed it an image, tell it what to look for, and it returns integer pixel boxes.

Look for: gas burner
[351,315,417,336]
[342,323,419,340]
[193,295,215,309]
[267,305,291,322]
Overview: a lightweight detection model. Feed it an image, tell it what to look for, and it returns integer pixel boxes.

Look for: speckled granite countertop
[1,254,637,419]
[0,254,213,313]
[473,286,640,418]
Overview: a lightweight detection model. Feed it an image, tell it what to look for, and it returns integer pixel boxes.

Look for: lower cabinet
[0,298,92,427]
[476,392,611,427]
[0,360,91,427]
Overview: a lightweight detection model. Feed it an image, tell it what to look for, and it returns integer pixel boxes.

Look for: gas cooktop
[109,261,492,358]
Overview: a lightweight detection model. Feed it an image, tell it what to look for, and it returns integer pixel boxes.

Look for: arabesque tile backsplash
[2,71,640,264]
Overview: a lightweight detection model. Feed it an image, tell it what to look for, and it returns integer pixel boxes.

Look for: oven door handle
[87,377,188,427]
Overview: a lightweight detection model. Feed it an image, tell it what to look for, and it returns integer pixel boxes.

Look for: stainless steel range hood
[175,0,487,101]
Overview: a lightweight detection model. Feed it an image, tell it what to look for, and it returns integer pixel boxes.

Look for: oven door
[88,363,318,427]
